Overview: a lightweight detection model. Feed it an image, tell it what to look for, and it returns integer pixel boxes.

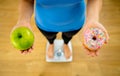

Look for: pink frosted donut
[84,28,106,51]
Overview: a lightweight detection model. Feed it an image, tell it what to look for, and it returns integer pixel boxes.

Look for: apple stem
[18,33,22,38]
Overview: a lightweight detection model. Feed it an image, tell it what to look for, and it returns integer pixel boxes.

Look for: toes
[63,45,71,59]
[47,45,54,59]
[65,52,71,59]
[47,52,54,59]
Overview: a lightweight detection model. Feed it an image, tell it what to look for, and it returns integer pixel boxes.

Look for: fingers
[21,50,28,54]
[101,26,109,44]
[95,50,99,56]
[104,31,109,44]
[21,46,33,54]
[84,48,91,55]
[83,46,99,57]
[82,21,108,57]
[28,46,33,53]
[97,23,110,44]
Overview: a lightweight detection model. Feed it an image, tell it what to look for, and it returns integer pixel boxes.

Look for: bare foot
[47,44,54,58]
[63,44,71,59]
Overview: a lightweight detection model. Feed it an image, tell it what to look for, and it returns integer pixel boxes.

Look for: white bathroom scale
[46,39,72,62]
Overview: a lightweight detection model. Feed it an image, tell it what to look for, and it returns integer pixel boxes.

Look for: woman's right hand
[82,20,109,57]
[11,21,34,54]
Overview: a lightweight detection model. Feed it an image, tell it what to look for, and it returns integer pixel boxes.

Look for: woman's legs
[38,28,58,44]
[62,29,81,44]
[38,27,81,59]
[62,29,81,59]
[38,28,58,58]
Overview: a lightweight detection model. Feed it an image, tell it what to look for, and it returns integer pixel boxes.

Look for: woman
[13,0,109,59]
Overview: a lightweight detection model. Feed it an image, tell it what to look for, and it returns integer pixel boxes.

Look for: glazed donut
[83,28,106,51]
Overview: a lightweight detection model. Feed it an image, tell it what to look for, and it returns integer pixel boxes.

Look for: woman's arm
[83,0,109,57]
[17,0,34,25]
[86,0,102,21]
[13,0,34,54]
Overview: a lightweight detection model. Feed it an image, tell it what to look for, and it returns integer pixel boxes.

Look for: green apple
[10,26,34,50]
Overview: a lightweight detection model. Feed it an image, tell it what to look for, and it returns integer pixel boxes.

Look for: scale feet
[46,39,72,62]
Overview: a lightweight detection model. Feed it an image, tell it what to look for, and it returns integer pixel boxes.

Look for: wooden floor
[0,0,120,76]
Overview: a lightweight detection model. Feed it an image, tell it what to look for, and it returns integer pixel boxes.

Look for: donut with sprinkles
[83,28,106,51]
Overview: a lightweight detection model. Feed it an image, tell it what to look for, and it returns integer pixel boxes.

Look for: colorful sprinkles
[84,28,106,50]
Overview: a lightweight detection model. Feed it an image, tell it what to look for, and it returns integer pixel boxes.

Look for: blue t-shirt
[35,0,86,32]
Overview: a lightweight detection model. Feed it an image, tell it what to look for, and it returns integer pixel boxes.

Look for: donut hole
[92,36,97,41]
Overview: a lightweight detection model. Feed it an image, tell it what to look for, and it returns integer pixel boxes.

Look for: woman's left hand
[82,20,109,57]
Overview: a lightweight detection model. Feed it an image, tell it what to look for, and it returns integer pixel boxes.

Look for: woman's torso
[35,0,86,32]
